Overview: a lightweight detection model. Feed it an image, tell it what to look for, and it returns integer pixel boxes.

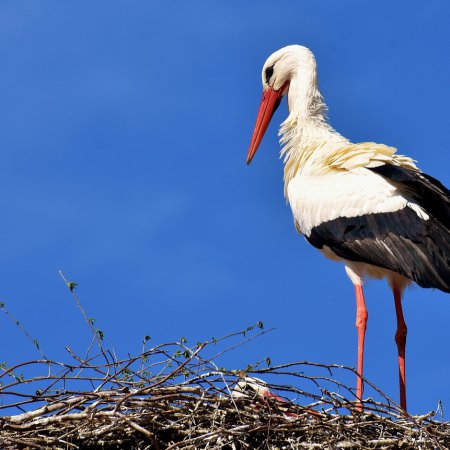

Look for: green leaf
[33,339,40,350]
[182,350,190,359]
[67,281,78,292]
[88,318,96,326]
[96,329,104,341]
[143,335,151,343]
[0,302,5,309]
[265,357,271,366]
[257,321,264,329]
[180,336,187,344]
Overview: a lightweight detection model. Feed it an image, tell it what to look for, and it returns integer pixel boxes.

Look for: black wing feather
[306,165,450,293]
[370,164,450,227]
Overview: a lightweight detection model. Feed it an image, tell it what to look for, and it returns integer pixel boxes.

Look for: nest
[1,322,449,450]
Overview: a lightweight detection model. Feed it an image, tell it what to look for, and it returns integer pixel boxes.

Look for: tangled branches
[0,274,449,449]
[0,327,449,449]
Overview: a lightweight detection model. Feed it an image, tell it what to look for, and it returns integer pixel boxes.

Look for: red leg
[354,284,368,409]
[393,287,407,411]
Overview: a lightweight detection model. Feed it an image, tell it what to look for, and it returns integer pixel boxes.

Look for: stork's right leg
[345,267,368,410]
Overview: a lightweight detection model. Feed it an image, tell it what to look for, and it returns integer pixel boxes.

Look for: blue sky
[0,1,449,414]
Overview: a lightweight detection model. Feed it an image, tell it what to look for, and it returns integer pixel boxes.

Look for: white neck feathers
[279,64,348,191]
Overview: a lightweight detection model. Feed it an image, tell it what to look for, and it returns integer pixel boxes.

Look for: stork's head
[246,45,317,165]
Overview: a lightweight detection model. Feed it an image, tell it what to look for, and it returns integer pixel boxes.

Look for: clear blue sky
[0,1,449,415]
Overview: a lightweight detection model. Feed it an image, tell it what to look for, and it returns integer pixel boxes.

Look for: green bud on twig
[67,282,78,292]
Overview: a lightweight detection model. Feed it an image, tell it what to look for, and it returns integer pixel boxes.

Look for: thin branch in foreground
[0,302,47,361]
[58,270,112,366]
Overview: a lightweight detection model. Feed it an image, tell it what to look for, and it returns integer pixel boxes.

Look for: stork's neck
[286,68,327,120]
[279,70,348,190]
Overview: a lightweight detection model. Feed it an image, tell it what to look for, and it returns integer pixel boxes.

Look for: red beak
[246,83,288,165]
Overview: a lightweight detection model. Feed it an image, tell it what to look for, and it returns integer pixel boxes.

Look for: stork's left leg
[393,287,407,411]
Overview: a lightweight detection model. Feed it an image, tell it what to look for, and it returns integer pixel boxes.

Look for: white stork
[246,45,450,412]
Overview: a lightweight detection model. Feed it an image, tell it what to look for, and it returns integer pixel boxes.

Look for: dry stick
[6,396,87,423]
[114,411,163,450]
[4,438,47,450]
[113,343,205,413]
[206,327,275,363]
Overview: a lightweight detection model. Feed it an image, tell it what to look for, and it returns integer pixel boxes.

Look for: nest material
[0,327,449,449]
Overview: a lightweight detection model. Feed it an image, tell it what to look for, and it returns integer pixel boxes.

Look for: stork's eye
[265,65,274,83]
